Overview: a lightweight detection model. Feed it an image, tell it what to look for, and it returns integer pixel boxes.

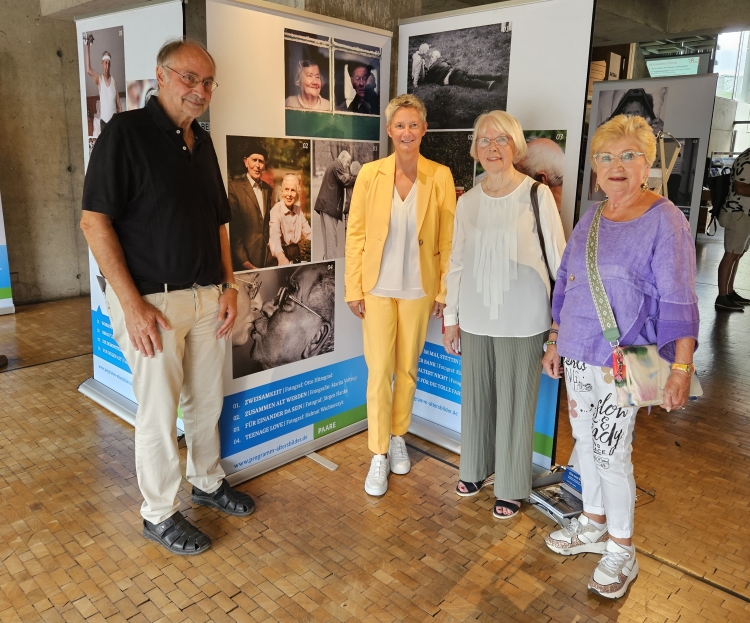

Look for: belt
[135,280,199,296]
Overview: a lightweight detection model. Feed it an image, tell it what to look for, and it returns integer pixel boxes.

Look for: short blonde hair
[590,114,656,170]
[385,94,427,126]
[470,110,527,162]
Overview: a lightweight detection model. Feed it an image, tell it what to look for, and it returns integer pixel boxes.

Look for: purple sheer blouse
[552,198,699,367]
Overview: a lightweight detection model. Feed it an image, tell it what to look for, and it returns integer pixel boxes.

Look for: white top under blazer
[370,184,425,299]
[444,176,566,337]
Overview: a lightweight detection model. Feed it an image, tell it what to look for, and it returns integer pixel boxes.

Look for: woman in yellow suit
[345,94,456,496]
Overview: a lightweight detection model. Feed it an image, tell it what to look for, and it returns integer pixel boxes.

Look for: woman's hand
[661,370,691,412]
[542,344,562,379]
[433,301,446,318]
[347,299,365,319]
[443,325,460,356]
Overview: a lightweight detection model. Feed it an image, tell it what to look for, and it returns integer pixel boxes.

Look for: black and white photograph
[419,131,475,196]
[284,29,332,112]
[595,87,669,136]
[407,22,512,130]
[663,138,700,207]
[232,262,336,378]
[226,136,312,272]
[333,39,381,116]
[311,140,379,261]
[126,78,157,111]
[82,25,125,137]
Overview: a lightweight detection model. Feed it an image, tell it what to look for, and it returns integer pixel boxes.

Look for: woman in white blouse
[442,111,566,520]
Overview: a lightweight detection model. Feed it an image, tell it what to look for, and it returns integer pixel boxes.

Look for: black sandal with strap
[192,479,256,517]
[143,511,212,556]
[492,499,521,520]
[456,474,495,497]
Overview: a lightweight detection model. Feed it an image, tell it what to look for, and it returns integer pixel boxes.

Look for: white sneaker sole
[364,479,388,496]
[390,461,410,475]
[545,539,608,556]
[589,559,639,599]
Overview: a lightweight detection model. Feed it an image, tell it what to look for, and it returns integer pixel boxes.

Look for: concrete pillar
[0,1,88,304]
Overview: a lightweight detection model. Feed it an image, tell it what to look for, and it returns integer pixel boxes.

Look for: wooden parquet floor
[0,232,749,622]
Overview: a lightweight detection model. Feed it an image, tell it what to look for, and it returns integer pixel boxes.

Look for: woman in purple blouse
[541,115,699,600]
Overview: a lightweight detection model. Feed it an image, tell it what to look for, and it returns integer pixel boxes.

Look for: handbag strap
[530,182,554,281]
[585,202,621,344]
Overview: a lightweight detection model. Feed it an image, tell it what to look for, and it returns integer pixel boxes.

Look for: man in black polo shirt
[81,40,255,556]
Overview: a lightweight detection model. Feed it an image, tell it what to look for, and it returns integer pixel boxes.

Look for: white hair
[516,138,564,186]
[281,173,301,192]
[418,43,430,54]
[337,150,352,164]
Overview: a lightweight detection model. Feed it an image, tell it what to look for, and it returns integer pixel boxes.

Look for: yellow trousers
[362,294,434,454]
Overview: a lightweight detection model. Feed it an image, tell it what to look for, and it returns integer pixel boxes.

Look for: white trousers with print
[564,359,639,539]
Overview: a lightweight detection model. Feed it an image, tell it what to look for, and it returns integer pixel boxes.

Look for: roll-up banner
[584,74,718,238]
[75,0,184,425]
[398,0,596,469]
[206,0,391,481]
[0,191,14,315]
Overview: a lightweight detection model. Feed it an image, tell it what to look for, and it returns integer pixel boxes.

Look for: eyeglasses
[593,150,645,167]
[164,66,219,93]
[275,287,323,320]
[476,135,510,149]
[235,276,262,300]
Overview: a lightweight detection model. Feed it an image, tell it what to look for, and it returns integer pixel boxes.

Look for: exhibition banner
[399,0,595,468]
[584,74,718,238]
[207,0,392,480]
[0,191,14,315]
[75,0,185,421]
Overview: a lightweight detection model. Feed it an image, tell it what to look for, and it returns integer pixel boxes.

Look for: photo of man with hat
[228,140,273,271]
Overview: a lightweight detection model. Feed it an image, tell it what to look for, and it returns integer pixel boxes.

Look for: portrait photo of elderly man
[333,53,381,115]
[407,23,511,129]
[232,263,336,378]
[515,136,565,211]
[227,136,312,271]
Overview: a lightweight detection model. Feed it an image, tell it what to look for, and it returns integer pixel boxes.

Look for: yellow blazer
[344,153,456,303]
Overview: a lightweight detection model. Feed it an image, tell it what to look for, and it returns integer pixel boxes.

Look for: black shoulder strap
[530,181,553,280]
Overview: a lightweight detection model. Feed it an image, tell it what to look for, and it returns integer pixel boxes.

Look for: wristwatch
[221,282,239,293]
[671,362,694,376]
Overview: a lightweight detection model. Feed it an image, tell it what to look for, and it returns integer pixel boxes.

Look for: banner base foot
[408,416,461,455]
[306,452,338,471]
[78,377,137,427]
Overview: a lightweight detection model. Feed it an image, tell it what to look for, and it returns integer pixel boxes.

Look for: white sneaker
[364,455,390,496]
[588,540,639,599]
[544,514,609,555]
[388,436,411,475]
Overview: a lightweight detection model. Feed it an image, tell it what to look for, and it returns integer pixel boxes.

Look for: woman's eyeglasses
[476,135,510,149]
[593,150,645,167]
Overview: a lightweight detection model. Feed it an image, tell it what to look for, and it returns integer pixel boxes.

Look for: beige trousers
[106,285,226,524]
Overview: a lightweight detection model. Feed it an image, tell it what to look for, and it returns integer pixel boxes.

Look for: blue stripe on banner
[0,245,10,290]
[416,342,461,404]
[220,356,368,458]
[534,373,559,439]
[91,307,131,373]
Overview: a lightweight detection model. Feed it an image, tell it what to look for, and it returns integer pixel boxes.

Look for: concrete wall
[0,1,88,304]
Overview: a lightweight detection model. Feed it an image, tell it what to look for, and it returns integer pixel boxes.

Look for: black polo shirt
[82,96,231,286]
